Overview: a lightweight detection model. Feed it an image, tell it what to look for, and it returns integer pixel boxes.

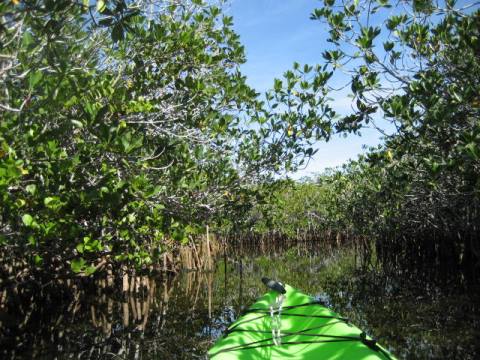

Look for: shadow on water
[1,242,479,359]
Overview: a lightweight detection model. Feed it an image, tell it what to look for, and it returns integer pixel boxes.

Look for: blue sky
[227,0,387,178]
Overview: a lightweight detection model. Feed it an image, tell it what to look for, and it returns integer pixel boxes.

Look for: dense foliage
[2,0,479,287]
[0,0,325,276]
[251,0,480,286]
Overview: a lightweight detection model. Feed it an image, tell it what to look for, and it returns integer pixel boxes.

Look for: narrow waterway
[1,246,479,359]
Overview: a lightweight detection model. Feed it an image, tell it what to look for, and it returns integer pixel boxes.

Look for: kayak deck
[209,284,395,359]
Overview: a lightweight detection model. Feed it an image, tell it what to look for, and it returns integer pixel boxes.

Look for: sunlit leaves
[356,26,381,49]
[76,236,103,254]
[28,71,43,89]
[383,41,394,51]
[22,214,34,227]
[1,0,317,277]
[96,0,106,13]
[465,142,480,160]
[44,196,63,211]
[413,0,434,13]
[386,14,408,31]
[271,0,480,283]
[70,258,96,275]
[71,119,83,128]
[322,50,342,62]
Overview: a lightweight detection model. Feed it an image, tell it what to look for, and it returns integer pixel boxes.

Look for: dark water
[1,247,479,359]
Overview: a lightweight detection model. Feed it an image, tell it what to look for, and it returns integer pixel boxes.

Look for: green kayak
[209,279,395,359]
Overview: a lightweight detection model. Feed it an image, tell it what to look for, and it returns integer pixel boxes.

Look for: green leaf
[386,15,406,31]
[96,0,106,12]
[14,199,26,209]
[22,32,35,47]
[413,0,433,13]
[323,51,332,61]
[273,78,282,92]
[71,258,86,273]
[44,197,56,206]
[452,91,462,103]
[28,235,36,246]
[26,184,37,195]
[34,255,43,266]
[44,196,62,210]
[85,266,97,276]
[99,18,114,27]
[465,142,479,159]
[111,23,124,43]
[29,71,43,89]
[383,41,394,51]
[22,214,34,227]
[76,243,85,254]
[71,119,84,128]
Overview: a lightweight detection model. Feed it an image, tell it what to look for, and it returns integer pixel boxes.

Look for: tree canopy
[0,0,320,275]
[250,0,480,285]
[1,0,479,285]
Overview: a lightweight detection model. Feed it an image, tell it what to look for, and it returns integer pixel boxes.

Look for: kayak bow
[208,281,396,359]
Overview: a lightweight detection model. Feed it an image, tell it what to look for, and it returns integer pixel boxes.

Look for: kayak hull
[208,284,395,359]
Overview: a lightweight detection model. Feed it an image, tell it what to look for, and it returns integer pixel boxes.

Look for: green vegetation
[1,1,479,359]
[0,0,320,276]
[248,0,480,287]
[1,0,479,289]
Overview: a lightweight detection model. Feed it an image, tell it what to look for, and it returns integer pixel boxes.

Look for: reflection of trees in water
[224,231,340,259]
[0,271,216,359]
[0,241,323,359]
[0,239,327,359]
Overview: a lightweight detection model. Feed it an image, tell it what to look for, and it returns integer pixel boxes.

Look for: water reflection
[1,244,479,359]
[1,272,217,359]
